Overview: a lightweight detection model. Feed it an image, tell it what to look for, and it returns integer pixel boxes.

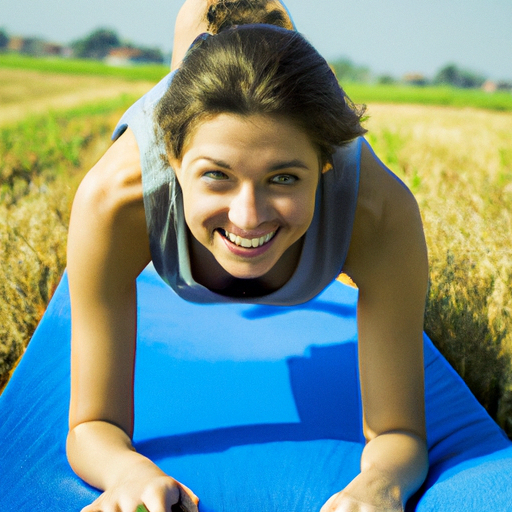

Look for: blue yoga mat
[1,265,511,511]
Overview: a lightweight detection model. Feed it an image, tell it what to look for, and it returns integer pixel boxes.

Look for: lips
[218,228,277,248]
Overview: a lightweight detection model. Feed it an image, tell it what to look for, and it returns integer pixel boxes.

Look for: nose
[228,182,268,230]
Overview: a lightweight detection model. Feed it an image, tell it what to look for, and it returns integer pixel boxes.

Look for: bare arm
[322,143,429,511]
[170,0,212,71]
[66,129,198,512]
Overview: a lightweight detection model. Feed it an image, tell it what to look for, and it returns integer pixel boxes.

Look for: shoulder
[68,128,150,281]
[358,139,421,231]
[344,140,428,291]
[74,129,144,222]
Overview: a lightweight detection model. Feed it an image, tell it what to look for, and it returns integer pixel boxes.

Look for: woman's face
[171,113,321,283]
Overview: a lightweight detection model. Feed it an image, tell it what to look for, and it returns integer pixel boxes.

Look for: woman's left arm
[322,143,429,511]
[170,0,211,71]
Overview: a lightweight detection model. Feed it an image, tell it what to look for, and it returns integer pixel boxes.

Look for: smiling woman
[65,1,430,512]
[170,113,321,293]
[145,24,365,301]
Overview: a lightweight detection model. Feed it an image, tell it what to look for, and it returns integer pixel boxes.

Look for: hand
[81,473,199,512]
[320,492,403,512]
[319,470,404,512]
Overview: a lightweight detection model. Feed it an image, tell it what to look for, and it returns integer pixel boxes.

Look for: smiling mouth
[218,228,277,248]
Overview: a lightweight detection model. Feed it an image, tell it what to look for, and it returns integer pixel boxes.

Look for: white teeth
[222,229,276,248]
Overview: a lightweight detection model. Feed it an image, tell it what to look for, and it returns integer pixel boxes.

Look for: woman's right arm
[66,129,199,512]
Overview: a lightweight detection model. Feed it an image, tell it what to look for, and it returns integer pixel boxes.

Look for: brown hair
[157,25,366,166]
[206,0,294,33]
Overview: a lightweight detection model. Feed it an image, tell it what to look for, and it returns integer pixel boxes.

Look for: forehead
[181,113,319,164]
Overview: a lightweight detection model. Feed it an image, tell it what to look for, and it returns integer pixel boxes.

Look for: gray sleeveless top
[113,72,362,306]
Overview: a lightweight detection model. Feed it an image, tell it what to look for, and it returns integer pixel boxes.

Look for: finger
[141,482,180,512]
[179,484,200,511]
[176,481,199,510]
[81,496,119,512]
[320,493,363,512]
[321,492,399,512]
[320,493,346,512]
[171,504,189,512]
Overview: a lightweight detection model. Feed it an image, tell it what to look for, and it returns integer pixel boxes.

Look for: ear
[168,155,183,183]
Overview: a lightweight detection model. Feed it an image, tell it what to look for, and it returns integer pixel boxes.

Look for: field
[345,82,512,112]
[1,62,511,434]
[365,104,512,432]
[0,63,157,126]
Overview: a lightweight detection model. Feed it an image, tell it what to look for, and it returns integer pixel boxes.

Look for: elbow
[66,425,81,473]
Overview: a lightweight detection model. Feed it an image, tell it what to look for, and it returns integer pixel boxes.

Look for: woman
[66,1,429,511]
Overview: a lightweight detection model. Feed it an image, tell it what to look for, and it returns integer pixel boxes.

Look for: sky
[1,0,511,81]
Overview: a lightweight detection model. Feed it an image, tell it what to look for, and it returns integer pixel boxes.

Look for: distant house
[7,36,25,52]
[482,80,512,93]
[403,72,428,86]
[105,46,165,65]
[42,42,65,56]
[105,47,143,66]
[6,36,67,57]
[482,80,497,93]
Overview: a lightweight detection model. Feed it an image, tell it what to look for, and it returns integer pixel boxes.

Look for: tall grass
[1,70,511,437]
[365,104,512,434]
[0,100,135,391]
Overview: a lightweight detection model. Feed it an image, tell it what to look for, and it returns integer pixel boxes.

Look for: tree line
[0,27,165,64]
[0,27,505,88]
[70,28,164,63]
[331,57,494,89]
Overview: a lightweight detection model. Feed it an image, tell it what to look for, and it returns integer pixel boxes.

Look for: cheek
[278,191,317,228]
[182,191,223,234]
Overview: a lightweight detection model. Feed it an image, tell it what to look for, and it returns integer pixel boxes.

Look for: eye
[270,174,298,185]
[203,170,229,180]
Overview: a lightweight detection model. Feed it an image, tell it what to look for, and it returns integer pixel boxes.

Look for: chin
[219,261,273,281]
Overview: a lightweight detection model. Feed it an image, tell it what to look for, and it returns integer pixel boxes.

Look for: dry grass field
[0,67,155,127]
[0,67,155,390]
[1,68,511,434]
[365,104,512,433]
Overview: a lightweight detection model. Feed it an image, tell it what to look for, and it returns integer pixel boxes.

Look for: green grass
[0,53,169,82]
[364,104,512,435]
[0,98,136,390]
[2,53,511,112]
[343,82,512,112]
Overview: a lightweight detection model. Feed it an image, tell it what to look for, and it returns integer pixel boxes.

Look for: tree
[130,46,164,64]
[0,28,9,50]
[377,74,397,85]
[330,57,370,83]
[434,63,486,89]
[72,28,120,59]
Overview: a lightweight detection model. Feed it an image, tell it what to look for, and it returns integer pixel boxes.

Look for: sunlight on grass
[365,104,512,434]
[1,68,511,436]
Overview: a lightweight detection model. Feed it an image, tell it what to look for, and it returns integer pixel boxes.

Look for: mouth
[218,228,277,249]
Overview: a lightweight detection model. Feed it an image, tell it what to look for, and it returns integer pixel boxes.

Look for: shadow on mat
[136,343,363,460]
[240,300,354,320]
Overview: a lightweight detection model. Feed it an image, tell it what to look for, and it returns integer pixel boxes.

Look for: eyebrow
[195,157,311,171]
